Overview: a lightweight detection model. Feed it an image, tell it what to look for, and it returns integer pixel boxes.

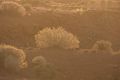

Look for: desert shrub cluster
[0,26,120,80]
[0,0,51,16]
[79,40,116,55]
[34,26,120,54]
[0,0,85,16]
[0,1,26,16]
[0,44,58,80]
[35,27,80,49]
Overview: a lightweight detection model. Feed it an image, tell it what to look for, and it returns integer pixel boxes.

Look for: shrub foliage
[0,1,26,16]
[32,56,47,66]
[92,40,113,52]
[35,27,80,49]
[0,44,27,71]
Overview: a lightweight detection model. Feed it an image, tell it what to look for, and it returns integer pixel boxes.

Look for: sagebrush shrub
[32,56,47,66]
[31,56,57,80]
[92,40,113,52]
[0,1,26,16]
[35,27,80,49]
[0,44,27,71]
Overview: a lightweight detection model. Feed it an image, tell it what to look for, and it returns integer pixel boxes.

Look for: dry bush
[35,27,80,49]
[92,40,113,53]
[0,1,26,16]
[32,56,47,66]
[31,56,57,80]
[0,44,27,72]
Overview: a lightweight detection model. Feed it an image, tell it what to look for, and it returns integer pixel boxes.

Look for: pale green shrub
[0,1,26,16]
[92,40,113,52]
[35,27,80,49]
[0,44,27,71]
